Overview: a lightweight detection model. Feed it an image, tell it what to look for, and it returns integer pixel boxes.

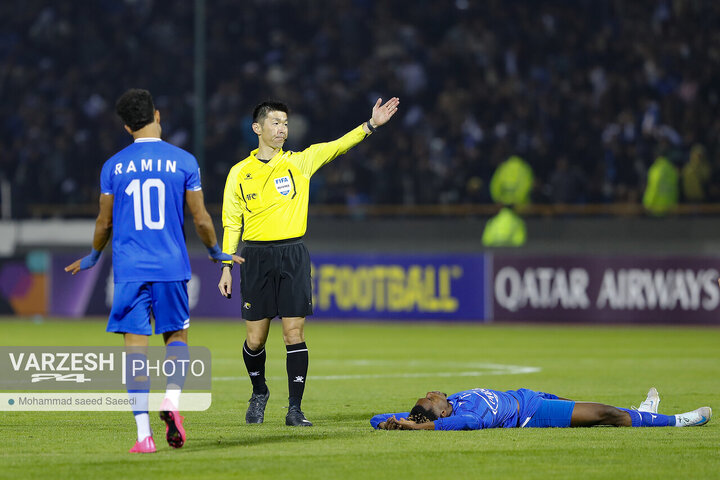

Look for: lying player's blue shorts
[107,281,189,335]
[525,399,575,428]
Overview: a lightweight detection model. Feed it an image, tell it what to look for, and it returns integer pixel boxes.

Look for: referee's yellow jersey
[222,124,368,256]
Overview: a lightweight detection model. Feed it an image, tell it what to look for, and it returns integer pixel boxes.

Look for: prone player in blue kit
[371,387,711,431]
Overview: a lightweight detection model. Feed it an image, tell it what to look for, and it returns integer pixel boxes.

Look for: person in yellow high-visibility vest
[482,207,527,247]
[489,155,534,206]
[643,156,679,216]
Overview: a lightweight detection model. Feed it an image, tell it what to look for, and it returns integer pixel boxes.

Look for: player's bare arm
[394,417,435,430]
[186,189,244,265]
[378,416,397,430]
[362,97,400,135]
[379,416,433,431]
[64,193,114,274]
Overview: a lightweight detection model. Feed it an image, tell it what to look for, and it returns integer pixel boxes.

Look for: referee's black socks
[243,341,268,395]
[286,342,308,409]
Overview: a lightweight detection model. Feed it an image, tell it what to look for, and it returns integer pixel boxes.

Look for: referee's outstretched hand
[371,97,400,127]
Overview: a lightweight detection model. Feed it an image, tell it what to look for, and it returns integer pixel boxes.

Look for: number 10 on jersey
[125,178,165,230]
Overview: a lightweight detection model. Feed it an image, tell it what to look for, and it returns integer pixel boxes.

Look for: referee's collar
[251,148,284,162]
[134,137,162,143]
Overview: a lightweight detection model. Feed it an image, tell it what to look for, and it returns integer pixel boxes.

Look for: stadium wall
[5,217,720,256]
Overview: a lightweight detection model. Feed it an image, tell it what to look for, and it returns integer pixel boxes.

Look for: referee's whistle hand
[218,270,233,299]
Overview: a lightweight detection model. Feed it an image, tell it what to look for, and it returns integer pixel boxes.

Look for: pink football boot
[129,436,156,453]
[159,398,186,448]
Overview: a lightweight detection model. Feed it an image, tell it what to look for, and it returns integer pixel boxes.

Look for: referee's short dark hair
[116,88,155,132]
[253,101,289,124]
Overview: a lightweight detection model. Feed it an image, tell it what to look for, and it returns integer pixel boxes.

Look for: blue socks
[126,352,150,415]
[619,408,676,427]
[165,341,190,390]
[164,341,189,408]
[126,352,152,440]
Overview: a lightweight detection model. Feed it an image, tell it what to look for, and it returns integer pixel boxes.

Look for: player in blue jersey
[371,387,711,431]
[65,88,243,454]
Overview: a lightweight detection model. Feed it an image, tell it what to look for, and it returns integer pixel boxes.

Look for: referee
[218,97,399,426]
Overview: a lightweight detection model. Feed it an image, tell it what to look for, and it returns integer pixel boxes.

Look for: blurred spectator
[2,0,720,217]
[482,207,527,247]
[547,156,587,204]
[643,156,679,216]
[707,152,720,202]
[681,144,711,202]
[489,155,534,206]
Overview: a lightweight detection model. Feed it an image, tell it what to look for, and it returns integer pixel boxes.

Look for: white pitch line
[213,364,540,382]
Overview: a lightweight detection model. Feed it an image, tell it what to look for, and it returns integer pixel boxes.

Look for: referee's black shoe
[286,406,313,427]
[245,389,270,424]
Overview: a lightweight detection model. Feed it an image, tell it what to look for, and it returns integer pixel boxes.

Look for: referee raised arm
[218,96,399,426]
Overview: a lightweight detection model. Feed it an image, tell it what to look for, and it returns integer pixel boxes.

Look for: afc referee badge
[274,176,292,196]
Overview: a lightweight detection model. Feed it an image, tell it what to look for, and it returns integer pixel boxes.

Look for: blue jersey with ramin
[370,388,559,431]
[100,138,201,282]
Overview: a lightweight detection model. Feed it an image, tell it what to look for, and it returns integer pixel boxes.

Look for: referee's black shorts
[239,237,313,321]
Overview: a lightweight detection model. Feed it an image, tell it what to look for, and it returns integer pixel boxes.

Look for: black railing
[23,203,720,219]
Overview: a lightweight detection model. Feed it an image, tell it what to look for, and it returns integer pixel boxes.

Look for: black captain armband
[366,120,377,134]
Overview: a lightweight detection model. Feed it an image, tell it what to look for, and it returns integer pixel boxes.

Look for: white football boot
[635,387,660,413]
[674,407,712,427]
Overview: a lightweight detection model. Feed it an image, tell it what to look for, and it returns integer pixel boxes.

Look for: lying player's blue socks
[619,408,676,427]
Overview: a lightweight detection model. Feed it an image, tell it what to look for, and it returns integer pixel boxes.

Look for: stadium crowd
[3,0,720,217]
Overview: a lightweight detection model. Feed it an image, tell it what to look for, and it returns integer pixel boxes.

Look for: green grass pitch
[1,318,718,480]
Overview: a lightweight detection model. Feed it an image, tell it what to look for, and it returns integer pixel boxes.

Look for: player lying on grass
[371,387,711,430]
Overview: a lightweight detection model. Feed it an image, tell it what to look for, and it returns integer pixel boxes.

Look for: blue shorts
[525,399,575,428]
[106,281,189,335]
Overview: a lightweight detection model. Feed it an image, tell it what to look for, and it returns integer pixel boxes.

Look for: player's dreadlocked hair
[252,101,289,124]
[408,405,438,424]
[116,88,155,132]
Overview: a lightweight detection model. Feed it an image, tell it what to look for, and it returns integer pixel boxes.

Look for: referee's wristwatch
[221,263,233,271]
